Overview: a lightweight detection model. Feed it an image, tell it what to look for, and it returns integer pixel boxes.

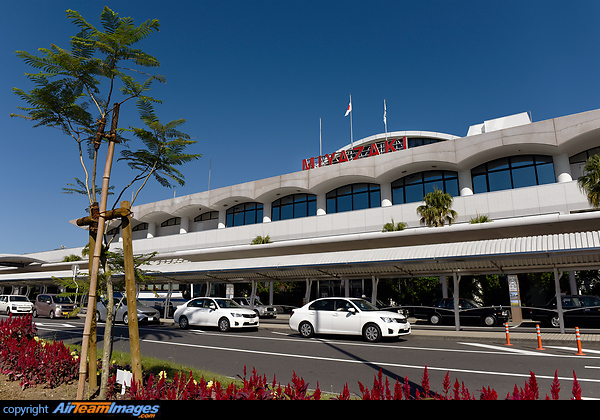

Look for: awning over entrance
[143,230,600,283]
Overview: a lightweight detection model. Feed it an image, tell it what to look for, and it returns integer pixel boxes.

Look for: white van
[0,295,34,315]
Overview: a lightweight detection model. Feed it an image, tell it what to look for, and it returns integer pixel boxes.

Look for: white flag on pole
[345,98,352,117]
[383,100,387,125]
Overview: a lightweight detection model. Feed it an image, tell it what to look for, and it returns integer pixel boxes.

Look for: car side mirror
[209,304,216,310]
[348,307,356,313]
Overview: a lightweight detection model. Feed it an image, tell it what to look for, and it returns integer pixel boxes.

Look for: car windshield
[579,296,600,307]
[214,298,242,309]
[349,299,379,311]
[11,296,29,302]
[52,296,73,304]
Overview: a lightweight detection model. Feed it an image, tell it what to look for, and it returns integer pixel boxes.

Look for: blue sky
[2,0,600,255]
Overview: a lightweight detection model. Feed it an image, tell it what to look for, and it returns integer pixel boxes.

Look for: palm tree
[417,189,458,227]
[382,218,407,232]
[577,154,600,208]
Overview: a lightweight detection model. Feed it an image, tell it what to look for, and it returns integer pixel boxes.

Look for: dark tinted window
[471,155,555,193]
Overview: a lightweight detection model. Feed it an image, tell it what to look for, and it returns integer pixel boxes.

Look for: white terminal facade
[3,108,600,326]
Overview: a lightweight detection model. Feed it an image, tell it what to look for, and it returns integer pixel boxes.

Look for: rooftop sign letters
[302,137,407,171]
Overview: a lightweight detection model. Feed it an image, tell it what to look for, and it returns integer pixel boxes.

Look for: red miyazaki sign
[302,136,407,171]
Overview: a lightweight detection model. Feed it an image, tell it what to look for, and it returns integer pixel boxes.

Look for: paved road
[25,314,600,399]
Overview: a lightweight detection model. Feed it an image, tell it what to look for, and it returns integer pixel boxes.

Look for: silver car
[96,298,160,324]
[232,297,277,318]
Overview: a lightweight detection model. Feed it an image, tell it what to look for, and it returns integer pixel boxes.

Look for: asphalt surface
[255,314,600,347]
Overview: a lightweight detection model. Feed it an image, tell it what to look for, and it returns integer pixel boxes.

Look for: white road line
[461,342,600,359]
[137,337,600,384]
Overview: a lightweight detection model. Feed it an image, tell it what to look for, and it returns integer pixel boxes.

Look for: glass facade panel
[271,194,316,221]
[471,155,555,193]
[226,202,263,227]
[326,183,381,214]
[391,171,459,204]
[488,170,512,191]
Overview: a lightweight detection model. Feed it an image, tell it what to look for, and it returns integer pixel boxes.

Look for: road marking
[545,346,600,355]
[461,342,600,359]
[137,337,600,384]
[34,322,78,328]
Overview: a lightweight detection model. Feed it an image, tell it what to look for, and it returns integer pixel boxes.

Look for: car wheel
[218,317,231,332]
[483,315,496,327]
[123,313,129,325]
[178,316,189,330]
[429,314,441,325]
[363,323,382,342]
[49,311,55,319]
[550,315,561,328]
[298,321,314,338]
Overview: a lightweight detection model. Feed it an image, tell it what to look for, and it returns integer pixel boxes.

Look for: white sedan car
[289,297,411,342]
[174,297,259,332]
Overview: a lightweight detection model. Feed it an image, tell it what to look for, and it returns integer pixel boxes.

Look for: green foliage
[12,6,167,206]
[382,218,407,232]
[577,154,600,208]
[251,235,272,245]
[417,189,458,227]
[469,213,491,224]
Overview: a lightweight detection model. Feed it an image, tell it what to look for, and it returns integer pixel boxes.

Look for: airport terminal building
[3,108,600,324]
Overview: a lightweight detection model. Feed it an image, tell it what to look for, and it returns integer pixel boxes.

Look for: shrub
[0,314,79,389]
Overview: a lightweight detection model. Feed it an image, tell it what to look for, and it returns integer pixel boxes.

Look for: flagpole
[344,94,353,147]
[319,118,322,163]
[349,94,353,147]
[384,99,388,141]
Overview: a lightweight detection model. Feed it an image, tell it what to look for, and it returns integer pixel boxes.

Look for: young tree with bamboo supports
[12,7,199,399]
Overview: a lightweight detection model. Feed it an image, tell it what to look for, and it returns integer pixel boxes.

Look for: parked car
[34,294,78,318]
[96,297,160,324]
[289,297,411,342]
[174,297,259,332]
[529,295,600,327]
[0,295,34,315]
[232,297,277,318]
[413,298,510,327]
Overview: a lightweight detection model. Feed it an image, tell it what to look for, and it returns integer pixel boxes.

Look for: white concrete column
[218,210,226,229]
[458,170,473,196]
[179,216,189,234]
[371,275,379,304]
[440,275,448,298]
[453,273,461,331]
[553,268,566,334]
[147,222,156,238]
[316,193,327,215]
[381,183,392,207]
[262,202,272,223]
[553,153,572,183]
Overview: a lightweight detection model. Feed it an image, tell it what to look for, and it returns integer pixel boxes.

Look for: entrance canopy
[1,212,600,286]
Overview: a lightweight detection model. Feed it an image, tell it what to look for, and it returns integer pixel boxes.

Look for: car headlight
[380,317,395,323]
[231,313,243,317]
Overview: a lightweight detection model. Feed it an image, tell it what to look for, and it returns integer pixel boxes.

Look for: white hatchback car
[289,297,411,342]
[174,297,259,332]
[0,295,34,315]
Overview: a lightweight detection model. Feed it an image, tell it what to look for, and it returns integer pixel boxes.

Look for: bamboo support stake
[77,103,120,400]
[121,200,143,386]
